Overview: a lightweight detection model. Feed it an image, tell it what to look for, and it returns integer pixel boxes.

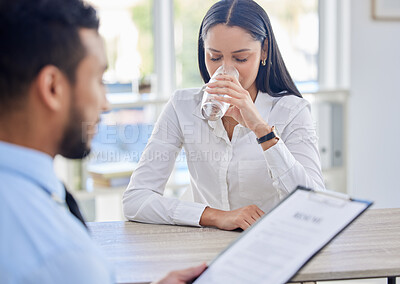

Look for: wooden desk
[88,208,400,284]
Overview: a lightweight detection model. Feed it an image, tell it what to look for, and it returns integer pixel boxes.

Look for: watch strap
[256,126,278,144]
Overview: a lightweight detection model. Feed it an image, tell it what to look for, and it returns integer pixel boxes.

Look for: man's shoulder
[1,246,113,284]
[0,178,113,283]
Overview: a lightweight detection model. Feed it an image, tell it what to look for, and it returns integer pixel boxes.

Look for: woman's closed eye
[210,57,222,62]
[235,57,247,63]
[210,57,248,62]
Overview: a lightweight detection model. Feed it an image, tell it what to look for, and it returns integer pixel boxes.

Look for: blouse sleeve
[263,97,325,198]
[122,94,207,226]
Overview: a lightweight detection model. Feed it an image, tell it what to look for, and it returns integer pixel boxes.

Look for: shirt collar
[0,141,65,200]
[192,86,207,120]
[192,87,228,142]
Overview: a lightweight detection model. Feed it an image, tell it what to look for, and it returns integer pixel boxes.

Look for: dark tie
[64,185,88,229]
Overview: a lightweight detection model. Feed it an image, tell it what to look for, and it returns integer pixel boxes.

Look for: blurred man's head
[0,0,109,159]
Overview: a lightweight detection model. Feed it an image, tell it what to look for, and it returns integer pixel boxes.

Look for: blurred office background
[53,0,400,223]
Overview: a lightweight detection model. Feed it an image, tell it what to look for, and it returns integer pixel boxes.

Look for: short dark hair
[0,0,99,110]
[198,0,301,98]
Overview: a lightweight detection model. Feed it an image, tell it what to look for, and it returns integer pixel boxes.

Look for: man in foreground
[0,0,206,283]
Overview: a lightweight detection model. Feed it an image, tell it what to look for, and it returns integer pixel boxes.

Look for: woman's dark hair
[198,0,301,98]
[0,0,99,109]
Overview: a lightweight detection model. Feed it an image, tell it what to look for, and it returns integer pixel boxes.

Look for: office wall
[348,0,400,207]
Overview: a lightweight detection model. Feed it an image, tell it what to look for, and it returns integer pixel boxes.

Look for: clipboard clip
[299,186,350,208]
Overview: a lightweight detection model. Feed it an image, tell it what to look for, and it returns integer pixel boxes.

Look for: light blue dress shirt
[0,141,114,284]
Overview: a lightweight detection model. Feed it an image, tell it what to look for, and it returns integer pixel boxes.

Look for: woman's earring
[261,59,266,66]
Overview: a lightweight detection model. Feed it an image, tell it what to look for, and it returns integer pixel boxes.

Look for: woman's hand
[199,205,265,231]
[153,263,207,284]
[206,74,271,135]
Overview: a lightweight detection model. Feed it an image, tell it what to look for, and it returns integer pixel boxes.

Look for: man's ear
[35,65,70,111]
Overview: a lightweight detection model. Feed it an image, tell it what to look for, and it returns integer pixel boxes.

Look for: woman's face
[203,24,266,96]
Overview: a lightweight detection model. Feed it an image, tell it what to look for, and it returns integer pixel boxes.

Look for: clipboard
[193,186,373,284]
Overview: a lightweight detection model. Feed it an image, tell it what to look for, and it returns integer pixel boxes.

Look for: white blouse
[123,88,325,227]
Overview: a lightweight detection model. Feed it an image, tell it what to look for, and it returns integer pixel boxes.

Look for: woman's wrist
[259,136,279,151]
[252,122,272,138]
[252,122,279,151]
[199,207,223,227]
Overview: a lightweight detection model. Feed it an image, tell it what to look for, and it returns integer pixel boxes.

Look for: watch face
[272,126,280,139]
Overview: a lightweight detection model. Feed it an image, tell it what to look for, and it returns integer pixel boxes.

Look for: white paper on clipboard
[193,186,372,284]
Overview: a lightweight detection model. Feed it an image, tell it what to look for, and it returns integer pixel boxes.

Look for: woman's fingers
[207,74,245,92]
[203,205,265,231]
[212,95,244,109]
[205,85,243,99]
[256,208,265,218]
[239,219,251,230]
[248,215,258,224]
[214,74,241,85]
[240,205,264,229]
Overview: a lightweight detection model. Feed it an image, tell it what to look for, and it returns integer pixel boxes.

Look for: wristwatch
[256,126,280,144]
